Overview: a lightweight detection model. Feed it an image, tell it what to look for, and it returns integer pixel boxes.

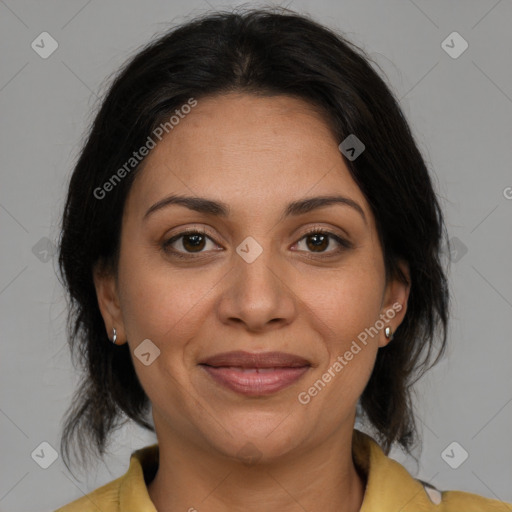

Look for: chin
[200,410,307,463]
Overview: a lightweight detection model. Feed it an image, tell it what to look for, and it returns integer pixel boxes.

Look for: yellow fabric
[55,429,512,511]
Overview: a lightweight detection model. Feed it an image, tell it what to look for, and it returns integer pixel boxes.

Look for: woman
[54,7,511,512]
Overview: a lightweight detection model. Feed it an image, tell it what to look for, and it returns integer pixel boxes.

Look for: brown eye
[305,232,330,252]
[181,233,206,252]
[162,229,218,257]
[294,229,352,257]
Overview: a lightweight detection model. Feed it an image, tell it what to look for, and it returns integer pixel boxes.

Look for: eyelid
[298,223,351,241]
[162,226,220,251]
[293,225,353,252]
[162,224,353,258]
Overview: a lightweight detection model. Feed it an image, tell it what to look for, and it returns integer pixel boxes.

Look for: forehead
[126,93,370,219]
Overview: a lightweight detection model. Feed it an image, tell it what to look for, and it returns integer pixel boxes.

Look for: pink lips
[199,351,311,396]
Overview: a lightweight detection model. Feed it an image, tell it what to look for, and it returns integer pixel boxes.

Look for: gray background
[1,0,511,510]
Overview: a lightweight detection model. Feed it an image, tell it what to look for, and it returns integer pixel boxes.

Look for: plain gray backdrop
[1,1,511,511]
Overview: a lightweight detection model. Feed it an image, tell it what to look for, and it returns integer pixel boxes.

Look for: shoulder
[437,488,512,511]
[353,429,512,512]
[54,443,159,511]
[53,477,122,512]
[418,480,512,511]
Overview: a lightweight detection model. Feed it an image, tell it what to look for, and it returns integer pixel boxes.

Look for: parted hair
[58,6,450,473]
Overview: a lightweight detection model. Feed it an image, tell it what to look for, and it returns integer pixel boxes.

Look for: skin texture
[94,92,410,512]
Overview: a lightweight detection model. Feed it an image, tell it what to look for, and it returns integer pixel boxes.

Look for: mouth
[198,351,311,396]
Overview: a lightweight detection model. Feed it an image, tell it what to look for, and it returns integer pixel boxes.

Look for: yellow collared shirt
[55,429,512,511]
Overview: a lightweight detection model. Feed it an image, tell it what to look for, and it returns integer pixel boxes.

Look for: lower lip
[200,365,310,396]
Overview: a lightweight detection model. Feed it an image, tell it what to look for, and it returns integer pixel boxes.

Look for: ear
[378,260,411,348]
[93,262,127,345]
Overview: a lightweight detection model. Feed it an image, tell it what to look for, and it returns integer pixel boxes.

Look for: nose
[216,240,297,333]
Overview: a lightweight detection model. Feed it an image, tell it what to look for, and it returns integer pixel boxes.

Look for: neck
[147,424,366,512]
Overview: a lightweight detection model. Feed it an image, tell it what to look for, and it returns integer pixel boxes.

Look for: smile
[198,350,312,396]
[200,365,310,396]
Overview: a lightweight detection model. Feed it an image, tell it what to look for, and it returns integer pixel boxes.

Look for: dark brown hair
[58,6,450,474]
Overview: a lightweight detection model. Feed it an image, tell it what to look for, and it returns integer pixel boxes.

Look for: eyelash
[162,226,352,260]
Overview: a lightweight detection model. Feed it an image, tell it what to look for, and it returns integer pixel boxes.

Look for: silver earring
[112,327,117,345]
[384,326,394,340]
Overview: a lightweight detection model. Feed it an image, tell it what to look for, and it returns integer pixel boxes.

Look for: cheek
[301,257,385,399]
[306,261,385,340]
[119,263,205,343]
[116,232,187,342]
[301,272,383,416]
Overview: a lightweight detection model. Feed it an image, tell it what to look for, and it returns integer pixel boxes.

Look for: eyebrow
[143,193,367,224]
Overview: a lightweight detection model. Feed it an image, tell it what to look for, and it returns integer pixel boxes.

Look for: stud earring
[384,326,394,340]
[112,327,117,345]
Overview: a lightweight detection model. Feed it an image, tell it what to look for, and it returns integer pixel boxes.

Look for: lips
[199,351,311,396]
[199,350,311,368]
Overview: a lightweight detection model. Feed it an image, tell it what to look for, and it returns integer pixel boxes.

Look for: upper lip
[199,351,311,368]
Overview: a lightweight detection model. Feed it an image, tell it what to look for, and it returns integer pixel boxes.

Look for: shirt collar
[352,429,435,511]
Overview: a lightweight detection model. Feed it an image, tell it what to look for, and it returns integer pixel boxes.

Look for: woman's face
[95,92,409,461]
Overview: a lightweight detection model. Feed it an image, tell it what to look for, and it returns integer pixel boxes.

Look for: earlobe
[93,263,126,345]
[379,260,411,347]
